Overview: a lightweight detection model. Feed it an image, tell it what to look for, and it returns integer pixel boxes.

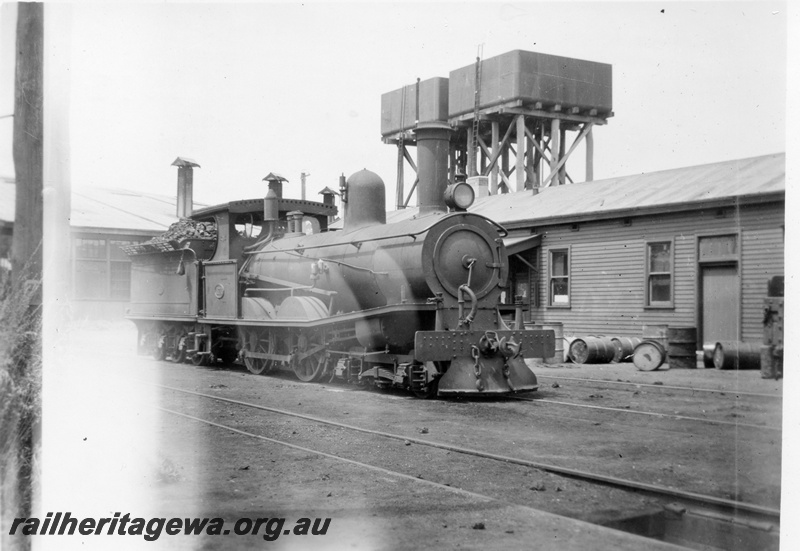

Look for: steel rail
[536,375,782,400]
[510,396,782,432]
[157,383,780,521]
[158,406,695,550]
[158,407,496,504]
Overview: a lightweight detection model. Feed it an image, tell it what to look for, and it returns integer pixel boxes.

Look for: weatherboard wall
[530,201,784,345]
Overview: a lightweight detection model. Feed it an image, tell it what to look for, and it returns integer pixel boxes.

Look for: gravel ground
[25,321,785,550]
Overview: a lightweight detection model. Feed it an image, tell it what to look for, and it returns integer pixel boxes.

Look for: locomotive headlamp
[444,181,475,211]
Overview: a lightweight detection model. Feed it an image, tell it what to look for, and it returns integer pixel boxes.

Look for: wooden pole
[12,3,44,291]
[9,3,43,537]
[585,125,594,182]
[535,122,542,188]
[467,125,475,177]
[396,143,404,209]
[516,115,525,192]
[526,123,535,192]
[490,121,499,194]
[549,118,560,187]
[559,125,567,185]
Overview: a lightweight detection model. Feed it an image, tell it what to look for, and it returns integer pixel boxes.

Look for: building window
[74,237,140,300]
[548,248,570,307]
[646,240,673,307]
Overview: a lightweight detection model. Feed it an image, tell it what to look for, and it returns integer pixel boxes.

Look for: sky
[0,1,790,209]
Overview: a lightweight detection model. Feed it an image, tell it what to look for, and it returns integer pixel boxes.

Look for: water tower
[381,50,613,206]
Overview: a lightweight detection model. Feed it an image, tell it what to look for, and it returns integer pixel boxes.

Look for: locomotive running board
[199,303,436,327]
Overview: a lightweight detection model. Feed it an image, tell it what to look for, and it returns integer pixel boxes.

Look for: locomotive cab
[190,197,337,320]
[192,198,336,265]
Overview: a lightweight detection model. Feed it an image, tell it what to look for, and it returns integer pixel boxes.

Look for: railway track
[155,381,780,547]
[509,395,781,432]
[536,375,783,400]
[156,403,693,551]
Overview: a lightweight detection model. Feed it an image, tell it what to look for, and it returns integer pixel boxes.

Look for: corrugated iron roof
[0,184,207,232]
[470,153,784,226]
[331,153,784,230]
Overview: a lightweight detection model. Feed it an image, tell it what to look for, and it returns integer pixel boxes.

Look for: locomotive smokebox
[343,169,386,231]
[415,122,452,215]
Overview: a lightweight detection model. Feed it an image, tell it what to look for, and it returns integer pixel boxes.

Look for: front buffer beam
[415,329,555,395]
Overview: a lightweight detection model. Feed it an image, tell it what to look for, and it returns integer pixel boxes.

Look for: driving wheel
[244,330,276,375]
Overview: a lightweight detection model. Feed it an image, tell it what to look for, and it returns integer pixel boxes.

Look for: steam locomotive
[125,123,554,397]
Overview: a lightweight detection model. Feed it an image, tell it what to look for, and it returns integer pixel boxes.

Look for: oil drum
[713,341,761,370]
[611,337,641,363]
[666,327,697,369]
[568,336,616,364]
[632,340,667,371]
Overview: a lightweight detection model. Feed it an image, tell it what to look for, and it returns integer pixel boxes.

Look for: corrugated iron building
[480,153,784,347]
[0,181,201,318]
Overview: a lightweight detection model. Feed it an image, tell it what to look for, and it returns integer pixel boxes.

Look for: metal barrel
[563,336,577,363]
[702,343,716,368]
[611,337,642,363]
[568,336,616,364]
[713,341,761,370]
[632,340,667,371]
[666,326,698,369]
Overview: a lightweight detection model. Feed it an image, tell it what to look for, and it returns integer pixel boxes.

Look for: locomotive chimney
[319,186,338,226]
[415,122,452,215]
[263,172,287,199]
[263,188,279,227]
[318,186,337,207]
[172,157,200,219]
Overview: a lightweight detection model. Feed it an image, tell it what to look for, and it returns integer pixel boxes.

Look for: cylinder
[702,343,716,368]
[713,341,761,370]
[263,189,279,222]
[416,122,452,214]
[633,340,666,371]
[611,337,642,363]
[563,336,576,363]
[542,322,564,364]
[568,336,616,364]
[176,167,192,219]
[667,326,697,369]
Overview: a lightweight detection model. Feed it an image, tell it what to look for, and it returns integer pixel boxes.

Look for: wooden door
[701,265,738,345]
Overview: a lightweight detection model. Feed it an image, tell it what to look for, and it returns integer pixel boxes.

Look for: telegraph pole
[11,2,43,292]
